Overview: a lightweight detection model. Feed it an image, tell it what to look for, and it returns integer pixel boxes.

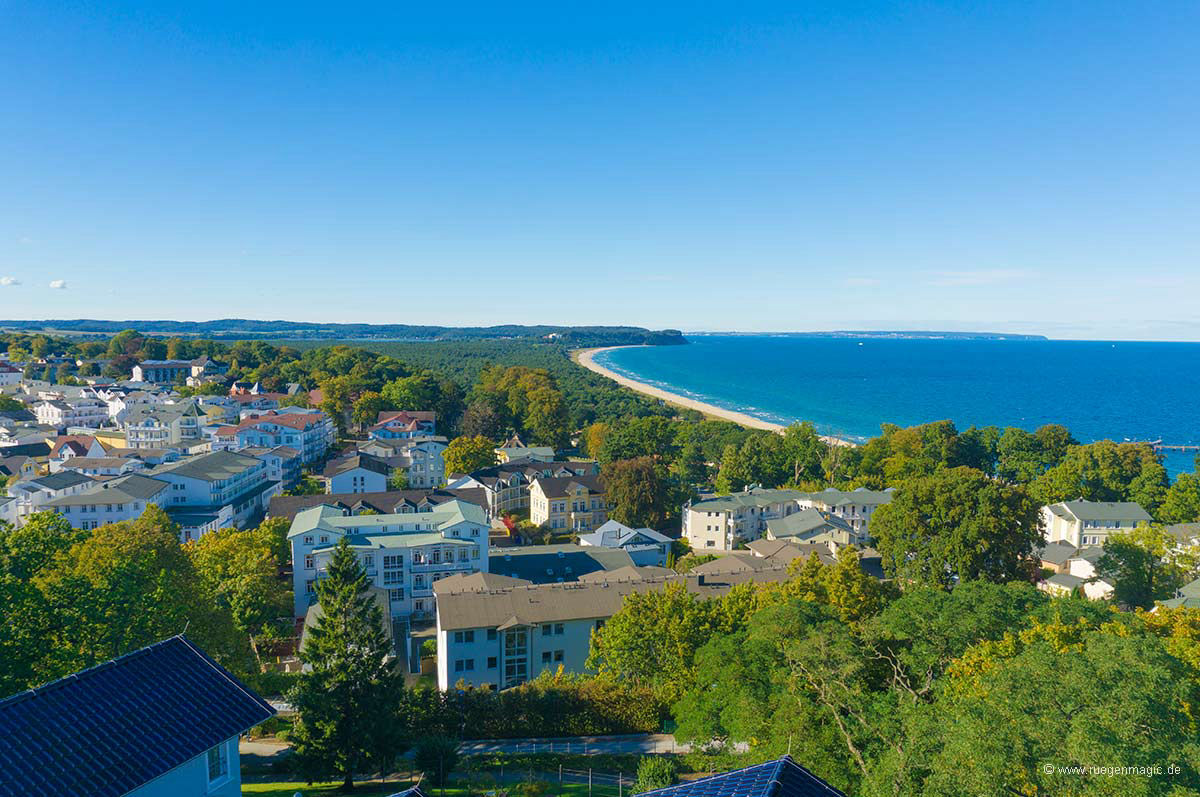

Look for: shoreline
[573,346,853,446]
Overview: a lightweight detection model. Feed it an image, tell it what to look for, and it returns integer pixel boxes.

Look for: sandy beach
[573,345,789,432]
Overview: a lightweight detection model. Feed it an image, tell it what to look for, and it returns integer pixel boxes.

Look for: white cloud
[926,269,1029,287]
[48,279,67,289]
[0,276,19,286]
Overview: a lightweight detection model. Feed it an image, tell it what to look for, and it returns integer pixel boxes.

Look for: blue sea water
[595,335,1200,478]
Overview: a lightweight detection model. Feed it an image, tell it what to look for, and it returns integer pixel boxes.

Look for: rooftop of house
[268,488,488,522]
[1035,540,1080,567]
[46,473,171,507]
[153,449,265,483]
[22,470,95,492]
[1044,572,1087,591]
[579,519,672,549]
[530,473,605,498]
[689,487,811,512]
[488,543,634,583]
[1047,499,1153,523]
[766,507,855,540]
[323,453,393,479]
[800,486,895,508]
[287,499,488,541]
[433,571,534,595]
[633,755,845,797]
[577,565,677,583]
[0,635,274,797]
[217,410,330,435]
[437,567,793,631]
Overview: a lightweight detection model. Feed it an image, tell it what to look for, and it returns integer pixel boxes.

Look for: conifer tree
[289,539,407,789]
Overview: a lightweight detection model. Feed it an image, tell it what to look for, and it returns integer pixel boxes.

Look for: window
[384,554,403,568]
[207,742,229,783]
[388,588,404,603]
[304,555,314,570]
[487,656,498,669]
[554,650,564,662]
[541,651,552,663]
[319,535,329,543]
[542,624,552,637]
[554,623,564,635]
[487,629,497,641]
[454,630,476,644]
[305,580,315,594]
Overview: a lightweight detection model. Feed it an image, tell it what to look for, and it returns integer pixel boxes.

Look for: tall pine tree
[289,539,407,789]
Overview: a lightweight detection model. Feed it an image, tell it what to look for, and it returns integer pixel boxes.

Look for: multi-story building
[56,455,146,479]
[34,395,110,430]
[684,486,895,551]
[212,410,335,465]
[45,473,172,531]
[131,356,227,384]
[149,450,282,538]
[367,410,436,440]
[682,488,810,551]
[241,445,302,490]
[324,453,392,494]
[528,474,609,532]
[1040,499,1152,548]
[123,401,207,450]
[287,499,490,622]
[434,565,791,690]
[0,363,21,386]
[446,458,600,517]
[7,471,96,523]
[268,487,489,522]
[357,436,448,489]
[795,487,894,538]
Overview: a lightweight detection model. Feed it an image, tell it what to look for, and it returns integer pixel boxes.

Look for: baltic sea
[595,335,1200,478]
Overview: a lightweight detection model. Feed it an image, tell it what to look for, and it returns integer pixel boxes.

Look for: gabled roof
[268,488,487,522]
[324,453,392,479]
[488,543,634,584]
[27,470,94,491]
[1035,540,1079,567]
[579,519,671,549]
[1052,500,1152,523]
[433,571,534,594]
[153,449,263,482]
[0,636,274,797]
[766,508,854,541]
[634,756,845,797]
[531,473,605,498]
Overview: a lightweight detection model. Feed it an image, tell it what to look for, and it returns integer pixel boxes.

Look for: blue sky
[1,1,1198,339]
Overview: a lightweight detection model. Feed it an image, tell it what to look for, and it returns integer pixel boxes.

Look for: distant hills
[0,319,687,347]
[704,330,1049,341]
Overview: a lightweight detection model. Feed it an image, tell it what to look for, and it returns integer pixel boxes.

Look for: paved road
[459,733,690,755]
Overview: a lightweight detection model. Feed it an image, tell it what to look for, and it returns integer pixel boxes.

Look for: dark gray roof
[635,755,844,797]
[1035,540,1079,567]
[489,543,633,584]
[0,636,274,797]
[324,453,392,478]
[29,471,94,491]
[1055,500,1152,523]
[531,473,605,498]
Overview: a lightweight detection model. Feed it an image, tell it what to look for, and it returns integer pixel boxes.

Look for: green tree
[413,736,459,787]
[601,456,676,529]
[388,470,410,490]
[288,539,407,789]
[1096,524,1200,610]
[443,435,498,476]
[524,386,568,448]
[350,391,388,433]
[459,400,503,440]
[633,757,678,792]
[33,507,246,680]
[0,513,84,695]
[781,422,827,484]
[186,527,292,635]
[1031,440,1168,513]
[1160,472,1200,524]
[871,467,1042,587]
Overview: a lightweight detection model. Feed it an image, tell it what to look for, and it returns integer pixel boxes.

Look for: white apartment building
[34,396,110,429]
[124,401,207,450]
[795,487,895,537]
[683,488,810,551]
[358,436,448,489]
[287,499,490,623]
[1040,499,1153,548]
[45,473,172,531]
[7,471,97,524]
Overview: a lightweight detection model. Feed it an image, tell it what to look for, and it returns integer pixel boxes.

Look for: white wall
[126,736,241,797]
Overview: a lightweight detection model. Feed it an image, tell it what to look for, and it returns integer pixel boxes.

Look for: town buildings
[433,566,792,690]
[528,473,609,532]
[367,410,437,440]
[578,519,673,567]
[130,356,227,384]
[212,409,335,465]
[683,486,894,551]
[324,453,392,494]
[1040,499,1152,548]
[287,499,490,623]
[357,436,447,489]
[446,458,599,517]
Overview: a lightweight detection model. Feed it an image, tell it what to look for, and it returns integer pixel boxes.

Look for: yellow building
[529,474,609,533]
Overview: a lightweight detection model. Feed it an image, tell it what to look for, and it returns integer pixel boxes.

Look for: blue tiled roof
[635,756,845,797]
[0,635,275,797]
